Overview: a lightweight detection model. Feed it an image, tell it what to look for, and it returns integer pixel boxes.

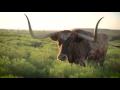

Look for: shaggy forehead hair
[60,32,71,40]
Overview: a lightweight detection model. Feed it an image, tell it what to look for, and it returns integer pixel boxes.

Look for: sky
[0,12,120,30]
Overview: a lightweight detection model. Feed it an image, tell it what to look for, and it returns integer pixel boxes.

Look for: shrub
[30,41,43,48]
[110,35,120,41]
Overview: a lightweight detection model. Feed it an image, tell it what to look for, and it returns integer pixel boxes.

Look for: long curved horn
[24,14,56,39]
[78,17,104,42]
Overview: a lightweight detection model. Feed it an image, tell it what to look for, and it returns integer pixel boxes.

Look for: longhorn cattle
[24,14,108,66]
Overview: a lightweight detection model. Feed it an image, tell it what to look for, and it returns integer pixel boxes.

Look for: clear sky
[0,12,120,30]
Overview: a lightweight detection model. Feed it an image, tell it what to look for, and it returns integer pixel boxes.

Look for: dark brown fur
[51,29,108,66]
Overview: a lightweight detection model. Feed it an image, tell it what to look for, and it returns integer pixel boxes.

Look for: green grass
[0,30,120,78]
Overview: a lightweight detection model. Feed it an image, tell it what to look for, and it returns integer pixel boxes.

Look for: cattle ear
[74,35,83,43]
[50,34,58,41]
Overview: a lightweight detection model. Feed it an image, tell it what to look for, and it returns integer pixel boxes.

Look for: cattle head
[24,14,104,63]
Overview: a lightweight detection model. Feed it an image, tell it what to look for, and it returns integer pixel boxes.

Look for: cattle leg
[98,54,106,66]
[79,59,86,67]
[75,58,86,67]
[98,58,105,66]
[85,55,92,67]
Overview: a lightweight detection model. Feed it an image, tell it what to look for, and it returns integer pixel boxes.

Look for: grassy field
[0,29,120,78]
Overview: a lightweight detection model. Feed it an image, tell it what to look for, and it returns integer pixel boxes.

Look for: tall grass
[0,30,120,78]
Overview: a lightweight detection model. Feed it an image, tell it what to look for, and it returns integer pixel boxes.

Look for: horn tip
[101,17,104,19]
[24,14,27,17]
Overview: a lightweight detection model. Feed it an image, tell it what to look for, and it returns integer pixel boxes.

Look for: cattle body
[51,29,108,66]
[24,14,108,66]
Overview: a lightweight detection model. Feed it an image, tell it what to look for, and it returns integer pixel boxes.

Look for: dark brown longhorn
[24,14,109,66]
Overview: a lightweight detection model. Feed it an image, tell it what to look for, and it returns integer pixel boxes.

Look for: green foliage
[0,30,120,78]
[0,74,23,78]
[110,35,120,41]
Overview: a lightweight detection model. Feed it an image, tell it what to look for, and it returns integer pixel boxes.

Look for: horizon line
[0,28,120,31]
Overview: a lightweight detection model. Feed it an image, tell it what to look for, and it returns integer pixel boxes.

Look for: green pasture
[0,29,120,78]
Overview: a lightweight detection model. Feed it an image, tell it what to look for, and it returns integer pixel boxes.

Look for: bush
[0,74,22,78]
[110,35,120,41]
[30,41,43,48]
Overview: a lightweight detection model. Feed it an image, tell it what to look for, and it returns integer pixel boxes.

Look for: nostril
[58,55,62,60]
[62,55,66,59]
[58,54,67,60]
[58,56,60,60]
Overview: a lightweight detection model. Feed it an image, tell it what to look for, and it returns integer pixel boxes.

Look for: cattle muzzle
[57,54,68,61]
